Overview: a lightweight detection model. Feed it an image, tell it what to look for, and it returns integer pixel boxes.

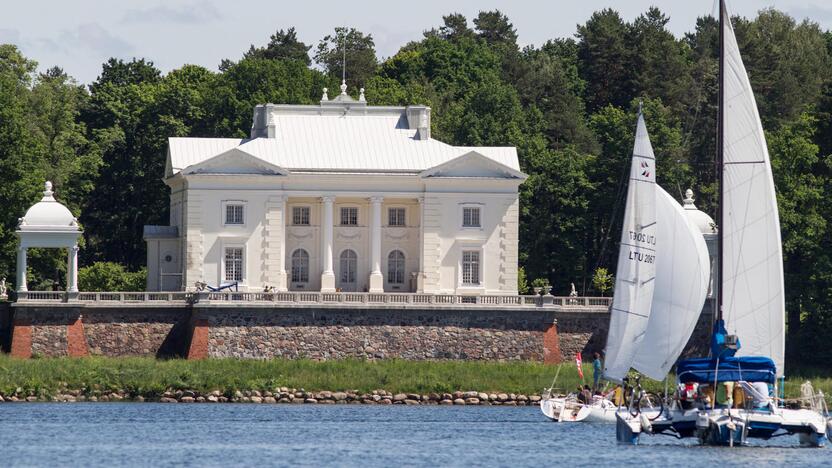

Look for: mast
[716,0,725,323]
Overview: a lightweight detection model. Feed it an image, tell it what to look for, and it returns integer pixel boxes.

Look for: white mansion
[144,84,526,294]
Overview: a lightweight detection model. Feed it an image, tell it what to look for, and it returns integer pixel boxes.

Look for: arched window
[340,250,357,284]
[387,250,405,284]
[291,249,309,283]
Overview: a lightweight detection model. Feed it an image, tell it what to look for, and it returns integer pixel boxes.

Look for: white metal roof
[167,109,519,176]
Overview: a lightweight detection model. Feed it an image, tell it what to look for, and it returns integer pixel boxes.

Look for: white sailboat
[603,108,658,383]
[615,0,831,447]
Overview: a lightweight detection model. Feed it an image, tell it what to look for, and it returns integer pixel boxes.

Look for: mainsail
[632,187,710,380]
[603,112,657,382]
[720,3,786,375]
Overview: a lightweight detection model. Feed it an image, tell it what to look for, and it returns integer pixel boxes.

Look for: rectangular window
[462,250,480,285]
[462,207,481,228]
[225,204,244,225]
[224,247,243,282]
[292,206,310,225]
[340,207,358,226]
[388,207,406,226]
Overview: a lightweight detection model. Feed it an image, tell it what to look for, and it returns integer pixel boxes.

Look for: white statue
[569,282,578,297]
[0,277,7,299]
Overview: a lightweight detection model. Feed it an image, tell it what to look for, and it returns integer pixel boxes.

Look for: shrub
[78,262,146,291]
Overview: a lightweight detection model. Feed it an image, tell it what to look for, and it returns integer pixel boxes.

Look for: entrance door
[338,249,357,292]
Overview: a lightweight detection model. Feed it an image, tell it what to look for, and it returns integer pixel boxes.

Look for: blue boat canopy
[676,356,776,384]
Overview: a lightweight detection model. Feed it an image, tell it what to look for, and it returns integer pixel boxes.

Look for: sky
[2,0,832,85]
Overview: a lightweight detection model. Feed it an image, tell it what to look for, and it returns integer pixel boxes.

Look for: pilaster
[263,195,288,291]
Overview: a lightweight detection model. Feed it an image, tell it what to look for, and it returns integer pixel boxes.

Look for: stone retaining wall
[198,308,554,361]
[6,302,713,363]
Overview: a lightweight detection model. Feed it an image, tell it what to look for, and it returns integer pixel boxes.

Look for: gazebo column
[16,246,27,292]
[67,244,79,294]
[320,195,335,292]
[368,196,384,293]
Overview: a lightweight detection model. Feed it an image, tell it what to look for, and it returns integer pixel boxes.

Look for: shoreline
[0,388,544,406]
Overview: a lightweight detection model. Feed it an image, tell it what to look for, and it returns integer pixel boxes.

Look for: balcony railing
[14,290,612,310]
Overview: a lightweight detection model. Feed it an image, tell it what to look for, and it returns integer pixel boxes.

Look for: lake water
[0,404,827,467]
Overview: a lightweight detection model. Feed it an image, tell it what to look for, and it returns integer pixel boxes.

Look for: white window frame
[460,204,483,229]
[339,249,358,285]
[340,206,359,226]
[292,206,311,226]
[291,248,310,284]
[222,244,245,285]
[461,250,481,286]
[387,250,406,285]
[387,207,406,227]
[222,200,247,227]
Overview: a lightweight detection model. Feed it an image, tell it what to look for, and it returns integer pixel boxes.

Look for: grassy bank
[0,356,828,401]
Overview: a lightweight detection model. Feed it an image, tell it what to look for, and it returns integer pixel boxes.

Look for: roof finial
[40,180,56,202]
[359,87,365,102]
[683,188,696,209]
[321,87,329,101]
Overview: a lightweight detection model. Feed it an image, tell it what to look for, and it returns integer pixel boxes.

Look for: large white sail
[721,4,786,375]
[603,112,657,382]
[632,187,710,380]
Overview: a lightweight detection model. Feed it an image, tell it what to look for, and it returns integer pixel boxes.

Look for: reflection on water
[0,404,823,467]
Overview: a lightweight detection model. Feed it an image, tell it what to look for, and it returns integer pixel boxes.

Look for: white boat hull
[616,404,828,447]
[540,396,617,423]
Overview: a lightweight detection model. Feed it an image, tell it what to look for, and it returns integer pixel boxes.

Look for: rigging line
[591,154,631,279]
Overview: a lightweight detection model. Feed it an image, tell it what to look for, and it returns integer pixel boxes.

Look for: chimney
[250,104,277,139]
[406,105,431,140]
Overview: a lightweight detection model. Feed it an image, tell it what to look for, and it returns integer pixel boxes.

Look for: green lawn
[0,356,828,401]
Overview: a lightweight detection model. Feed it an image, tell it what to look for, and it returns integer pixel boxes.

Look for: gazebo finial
[43,181,54,200]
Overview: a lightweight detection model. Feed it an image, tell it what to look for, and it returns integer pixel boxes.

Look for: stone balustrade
[14,290,612,310]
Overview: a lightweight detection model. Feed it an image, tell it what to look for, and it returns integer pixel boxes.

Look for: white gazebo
[16,181,82,296]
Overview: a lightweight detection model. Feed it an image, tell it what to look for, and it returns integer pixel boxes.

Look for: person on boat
[698,384,714,409]
[576,385,588,404]
[678,382,698,410]
[715,382,734,408]
[592,352,602,391]
[580,385,593,404]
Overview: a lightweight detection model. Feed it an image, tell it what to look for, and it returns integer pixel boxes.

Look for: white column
[67,244,79,293]
[416,196,425,292]
[368,196,384,293]
[277,195,288,291]
[320,195,335,292]
[16,246,27,292]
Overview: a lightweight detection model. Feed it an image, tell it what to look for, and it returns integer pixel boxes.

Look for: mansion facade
[144,85,526,294]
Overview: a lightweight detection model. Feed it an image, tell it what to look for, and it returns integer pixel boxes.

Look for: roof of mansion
[166,84,522,179]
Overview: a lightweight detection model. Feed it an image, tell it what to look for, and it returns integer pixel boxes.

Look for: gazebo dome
[18,182,79,232]
[682,189,716,234]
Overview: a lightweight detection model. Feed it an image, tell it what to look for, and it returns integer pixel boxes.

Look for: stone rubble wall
[200,308,552,361]
[6,302,712,362]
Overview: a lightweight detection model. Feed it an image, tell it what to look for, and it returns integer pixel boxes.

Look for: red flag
[575,352,584,380]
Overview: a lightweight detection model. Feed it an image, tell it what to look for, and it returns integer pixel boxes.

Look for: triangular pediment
[420,151,526,179]
[181,148,289,176]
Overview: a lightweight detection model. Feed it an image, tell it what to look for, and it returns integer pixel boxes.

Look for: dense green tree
[576,9,633,112]
[243,27,311,65]
[629,7,692,112]
[314,27,377,92]
[0,45,44,288]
